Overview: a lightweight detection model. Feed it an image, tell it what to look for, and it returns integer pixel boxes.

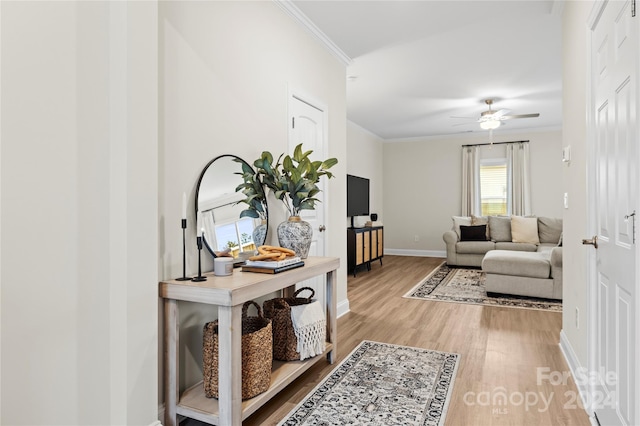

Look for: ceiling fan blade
[492,109,510,119]
[450,115,478,120]
[501,113,540,120]
[452,121,476,127]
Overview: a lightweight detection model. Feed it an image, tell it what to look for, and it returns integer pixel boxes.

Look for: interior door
[589,1,638,424]
[289,92,327,308]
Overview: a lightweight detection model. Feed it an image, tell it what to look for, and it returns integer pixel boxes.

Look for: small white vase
[277,216,313,259]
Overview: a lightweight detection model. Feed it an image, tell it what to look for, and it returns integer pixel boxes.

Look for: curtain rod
[462,140,529,147]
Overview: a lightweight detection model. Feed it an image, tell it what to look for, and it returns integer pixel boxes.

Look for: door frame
[286,85,330,257]
[586,1,640,422]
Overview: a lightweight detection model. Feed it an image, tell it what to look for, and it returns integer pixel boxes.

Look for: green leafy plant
[254,143,338,217]
[226,240,239,250]
[234,159,268,221]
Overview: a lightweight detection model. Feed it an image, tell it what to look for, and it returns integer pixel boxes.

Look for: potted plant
[234,159,269,246]
[253,143,338,258]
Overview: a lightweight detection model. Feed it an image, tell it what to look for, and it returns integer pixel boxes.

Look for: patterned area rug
[403,262,562,312]
[278,341,459,426]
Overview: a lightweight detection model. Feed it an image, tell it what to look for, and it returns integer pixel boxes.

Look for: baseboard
[337,299,350,318]
[149,421,162,426]
[559,330,593,419]
[384,249,446,258]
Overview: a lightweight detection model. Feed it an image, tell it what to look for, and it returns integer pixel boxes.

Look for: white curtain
[506,141,531,216]
[461,145,480,216]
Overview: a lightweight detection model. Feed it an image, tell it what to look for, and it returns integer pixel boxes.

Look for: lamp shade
[480,119,501,130]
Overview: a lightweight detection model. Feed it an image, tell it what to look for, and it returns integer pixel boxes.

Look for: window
[480,159,507,216]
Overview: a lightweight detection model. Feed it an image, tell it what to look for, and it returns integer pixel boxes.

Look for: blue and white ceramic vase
[277,216,313,259]
[252,220,268,247]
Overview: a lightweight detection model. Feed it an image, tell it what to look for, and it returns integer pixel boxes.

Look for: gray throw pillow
[538,217,563,244]
[488,216,512,242]
[452,216,472,239]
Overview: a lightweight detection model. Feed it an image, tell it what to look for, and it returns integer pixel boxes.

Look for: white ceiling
[292,0,563,140]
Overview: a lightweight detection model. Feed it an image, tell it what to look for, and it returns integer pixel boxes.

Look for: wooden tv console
[347,226,383,277]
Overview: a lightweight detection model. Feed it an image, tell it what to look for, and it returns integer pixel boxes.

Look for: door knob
[318,225,326,232]
[582,235,598,249]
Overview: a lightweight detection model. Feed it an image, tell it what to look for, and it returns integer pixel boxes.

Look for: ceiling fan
[453,99,540,130]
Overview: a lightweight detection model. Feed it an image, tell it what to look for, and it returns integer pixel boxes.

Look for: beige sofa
[442,215,563,300]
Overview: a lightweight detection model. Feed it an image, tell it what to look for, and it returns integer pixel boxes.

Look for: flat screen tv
[347,174,370,217]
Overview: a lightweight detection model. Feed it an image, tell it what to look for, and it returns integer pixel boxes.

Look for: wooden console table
[160,256,339,426]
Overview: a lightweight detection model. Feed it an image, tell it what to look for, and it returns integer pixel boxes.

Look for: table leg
[326,269,337,364]
[218,304,243,426]
[163,299,179,426]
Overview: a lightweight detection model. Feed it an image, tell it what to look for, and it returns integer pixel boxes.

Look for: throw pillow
[538,217,563,244]
[471,215,490,240]
[452,216,472,239]
[488,216,512,242]
[511,216,540,244]
[460,224,488,241]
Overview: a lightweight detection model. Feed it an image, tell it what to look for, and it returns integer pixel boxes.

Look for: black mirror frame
[194,154,268,258]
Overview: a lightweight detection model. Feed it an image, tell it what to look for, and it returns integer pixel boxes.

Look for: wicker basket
[202,301,273,400]
[263,287,316,361]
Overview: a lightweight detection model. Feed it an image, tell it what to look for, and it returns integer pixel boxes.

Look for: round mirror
[194,154,268,260]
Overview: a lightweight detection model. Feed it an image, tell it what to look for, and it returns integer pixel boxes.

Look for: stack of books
[241,256,304,274]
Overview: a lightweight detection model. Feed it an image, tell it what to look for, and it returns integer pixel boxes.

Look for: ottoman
[482,250,561,300]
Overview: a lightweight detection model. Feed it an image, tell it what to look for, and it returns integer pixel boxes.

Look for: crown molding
[274,0,352,66]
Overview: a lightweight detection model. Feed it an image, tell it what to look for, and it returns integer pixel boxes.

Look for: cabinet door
[363,231,370,262]
[355,232,363,264]
[371,230,378,259]
[377,229,383,257]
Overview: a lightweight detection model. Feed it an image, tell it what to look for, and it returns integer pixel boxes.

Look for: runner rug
[278,340,459,426]
[403,262,562,312]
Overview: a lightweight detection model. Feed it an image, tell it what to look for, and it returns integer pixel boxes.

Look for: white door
[289,92,328,308]
[588,1,638,424]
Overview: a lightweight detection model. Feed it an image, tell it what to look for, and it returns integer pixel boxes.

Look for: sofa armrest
[550,246,562,268]
[443,230,458,245]
[443,230,459,266]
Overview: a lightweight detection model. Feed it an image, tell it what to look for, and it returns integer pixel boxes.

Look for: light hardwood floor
[211,255,590,425]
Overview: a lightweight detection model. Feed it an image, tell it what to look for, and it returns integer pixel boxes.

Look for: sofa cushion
[537,243,557,254]
[495,242,538,252]
[538,217,563,244]
[460,224,488,241]
[511,216,540,244]
[489,216,512,242]
[482,250,551,279]
[452,216,471,239]
[456,241,495,254]
[471,215,490,239]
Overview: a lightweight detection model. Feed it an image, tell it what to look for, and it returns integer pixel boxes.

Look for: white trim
[384,249,446,258]
[337,299,350,318]
[274,0,352,66]
[148,421,162,426]
[559,330,593,417]
[585,3,601,424]
[347,120,385,141]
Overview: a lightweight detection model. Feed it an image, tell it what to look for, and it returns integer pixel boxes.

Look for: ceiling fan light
[480,119,501,130]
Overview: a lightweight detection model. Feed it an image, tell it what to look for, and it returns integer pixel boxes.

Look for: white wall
[346,121,384,228]
[382,130,563,255]
[158,0,347,395]
[1,2,158,424]
[561,0,591,371]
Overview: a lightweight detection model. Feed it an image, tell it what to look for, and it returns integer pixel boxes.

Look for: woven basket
[202,301,273,400]
[263,287,316,361]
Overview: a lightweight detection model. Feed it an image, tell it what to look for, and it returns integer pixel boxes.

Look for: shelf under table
[177,343,333,424]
